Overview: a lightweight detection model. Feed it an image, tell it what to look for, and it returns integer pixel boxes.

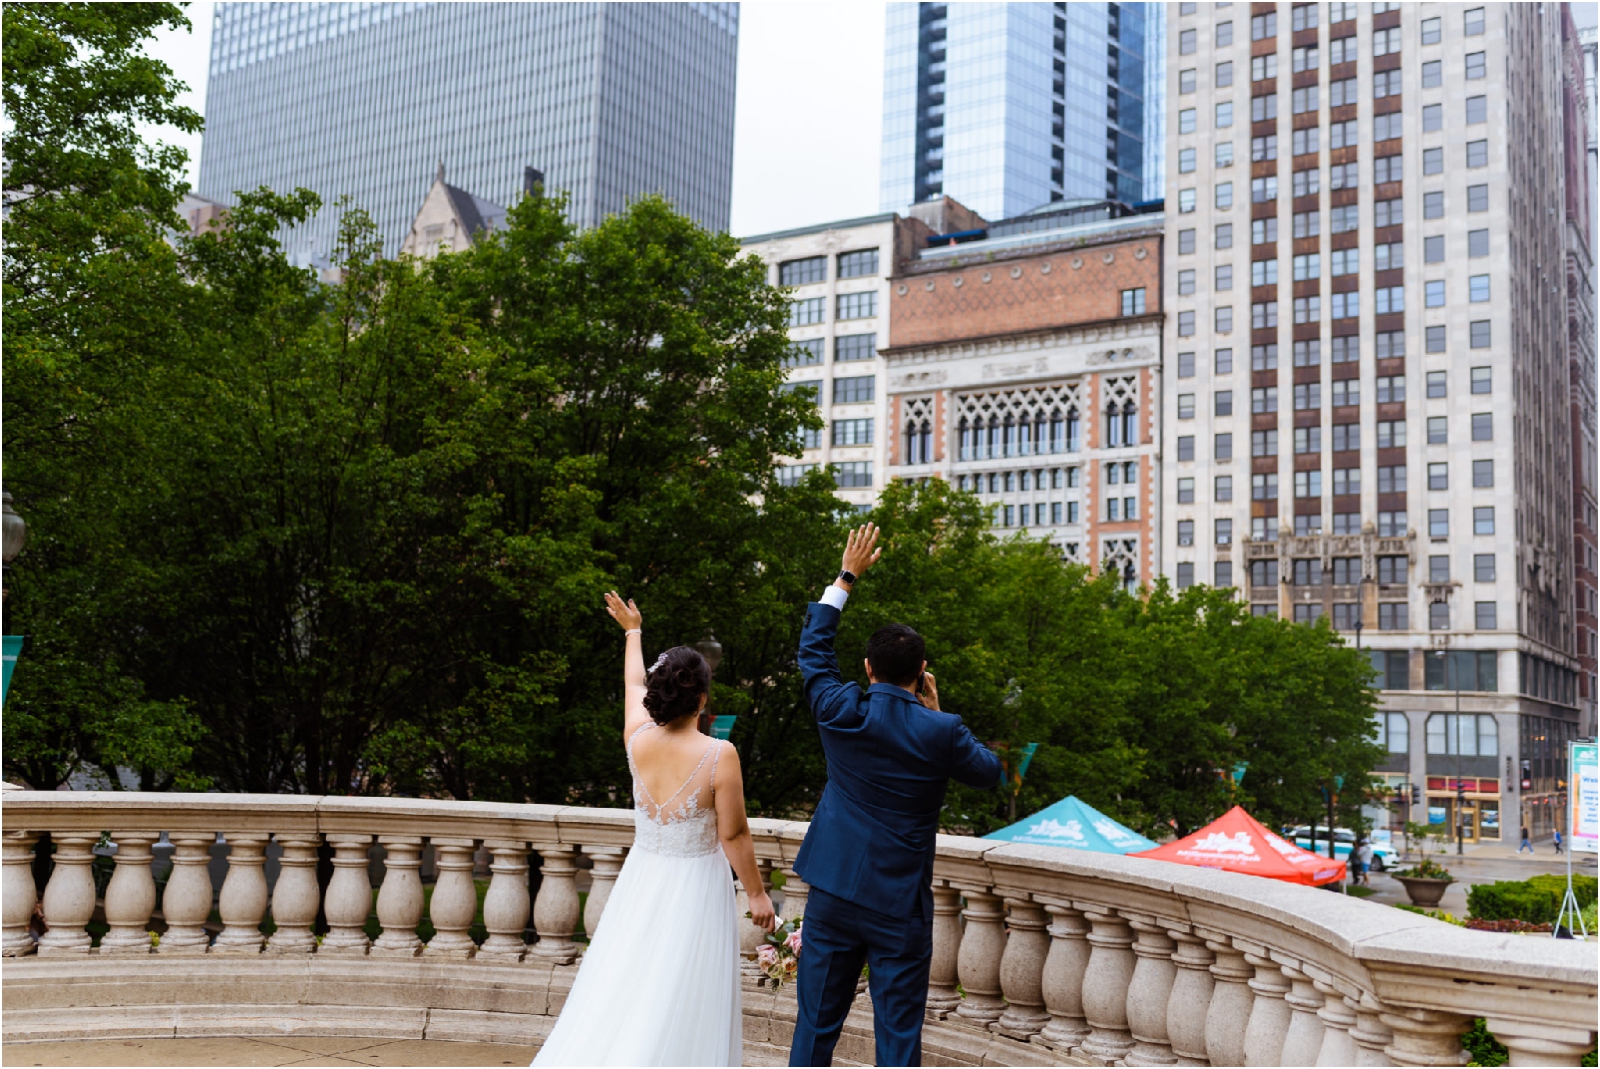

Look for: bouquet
[750,913,803,989]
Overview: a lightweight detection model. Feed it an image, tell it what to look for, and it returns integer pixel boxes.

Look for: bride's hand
[604,590,642,631]
[748,891,777,933]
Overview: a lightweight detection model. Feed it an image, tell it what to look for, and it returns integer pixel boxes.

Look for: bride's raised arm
[603,591,650,739]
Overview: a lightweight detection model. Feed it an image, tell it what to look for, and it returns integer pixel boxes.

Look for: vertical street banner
[1573,741,1599,855]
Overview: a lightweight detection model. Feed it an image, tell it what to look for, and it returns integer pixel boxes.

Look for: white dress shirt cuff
[819,584,849,611]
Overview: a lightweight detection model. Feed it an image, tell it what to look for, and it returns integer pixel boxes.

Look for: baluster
[1349,992,1395,1067]
[952,885,1006,1025]
[1483,1019,1600,1067]
[1035,902,1092,1054]
[100,832,158,954]
[320,834,373,954]
[37,834,96,955]
[1164,928,1214,1067]
[159,835,216,954]
[1123,914,1178,1066]
[925,883,963,1019]
[1278,961,1326,1066]
[477,840,530,963]
[1240,945,1292,1067]
[1,831,39,956]
[1076,904,1137,1065]
[424,838,478,959]
[1309,974,1358,1067]
[371,835,424,957]
[1378,1006,1472,1067]
[265,834,320,954]
[583,846,626,943]
[993,893,1051,1040]
[212,833,270,954]
[1201,931,1255,1068]
[529,843,579,963]
[779,865,809,920]
[736,857,772,978]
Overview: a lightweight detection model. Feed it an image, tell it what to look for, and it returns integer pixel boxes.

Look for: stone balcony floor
[0,1037,539,1067]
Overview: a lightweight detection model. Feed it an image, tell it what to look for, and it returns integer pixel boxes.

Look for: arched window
[917,421,932,465]
[1106,403,1123,447]
[1066,408,1081,452]
[1049,409,1065,453]
[1017,416,1032,457]
[958,417,972,461]
[1123,562,1138,594]
[1122,402,1138,446]
[986,416,1001,459]
[1033,413,1046,455]
[906,423,922,466]
[1003,415,1016,458]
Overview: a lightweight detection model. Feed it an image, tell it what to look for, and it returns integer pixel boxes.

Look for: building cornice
[881,314,1163,366]
[895,222,1163,277]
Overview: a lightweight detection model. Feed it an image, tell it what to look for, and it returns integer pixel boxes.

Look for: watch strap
[838,569,857,586]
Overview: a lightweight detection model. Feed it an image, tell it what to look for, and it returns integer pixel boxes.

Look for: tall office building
[199,3,738,260]
[880,2,1159,220]
[1161,2,1588,843]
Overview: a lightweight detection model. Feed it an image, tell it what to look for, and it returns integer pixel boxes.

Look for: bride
[532,592,778,1066]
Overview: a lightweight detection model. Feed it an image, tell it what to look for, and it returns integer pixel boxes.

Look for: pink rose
[784,930,803,955]
[783,956,798,977]
[757,945,778,968]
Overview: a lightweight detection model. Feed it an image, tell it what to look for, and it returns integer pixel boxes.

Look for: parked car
[1286,826,1397,871]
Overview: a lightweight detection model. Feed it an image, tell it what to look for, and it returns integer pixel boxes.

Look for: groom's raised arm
[798,524,882,726]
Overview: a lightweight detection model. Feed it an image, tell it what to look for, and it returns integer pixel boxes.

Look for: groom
[789,524,1002,1067]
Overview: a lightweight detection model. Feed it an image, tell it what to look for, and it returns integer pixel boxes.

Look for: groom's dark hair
[866,624,925,688]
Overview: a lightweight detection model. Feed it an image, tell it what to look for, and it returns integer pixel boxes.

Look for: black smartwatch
[838,569,857,586]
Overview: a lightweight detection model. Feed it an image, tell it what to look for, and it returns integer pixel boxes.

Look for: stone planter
[1394,875,1453,908]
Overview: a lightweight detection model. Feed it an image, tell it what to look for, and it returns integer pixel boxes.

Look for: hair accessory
[647,652,669,675]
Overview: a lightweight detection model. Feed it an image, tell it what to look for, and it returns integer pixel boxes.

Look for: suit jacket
[793,601,1003,920]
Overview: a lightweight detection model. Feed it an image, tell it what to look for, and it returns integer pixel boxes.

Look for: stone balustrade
[2,787,1595,1066]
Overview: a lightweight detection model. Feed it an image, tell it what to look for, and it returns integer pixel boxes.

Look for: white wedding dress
[532,723,742,1066]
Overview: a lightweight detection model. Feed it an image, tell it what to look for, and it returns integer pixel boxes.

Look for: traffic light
[1410,785,1422,807]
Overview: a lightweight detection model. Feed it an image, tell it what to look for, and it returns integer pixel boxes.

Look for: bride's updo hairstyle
[643,646,711,725]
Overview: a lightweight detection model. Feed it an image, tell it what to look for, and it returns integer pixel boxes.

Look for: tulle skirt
[532,845,742,1066]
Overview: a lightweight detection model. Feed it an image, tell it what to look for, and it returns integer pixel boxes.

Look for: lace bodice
[628,724,723,859]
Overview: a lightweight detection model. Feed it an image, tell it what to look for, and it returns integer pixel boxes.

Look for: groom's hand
[839,523,882,585]
[918,671,940,712]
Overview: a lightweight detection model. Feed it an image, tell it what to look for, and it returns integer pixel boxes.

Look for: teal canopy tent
[983,795,1158,854]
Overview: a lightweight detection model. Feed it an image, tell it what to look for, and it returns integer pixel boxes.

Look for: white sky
[143,1,887,239]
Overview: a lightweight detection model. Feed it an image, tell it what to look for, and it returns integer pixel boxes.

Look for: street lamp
[1353,575,1373,650]
[1433,648,1465,856]
[2,493,25,705]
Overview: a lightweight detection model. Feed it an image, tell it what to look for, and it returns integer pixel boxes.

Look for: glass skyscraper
[199,2,739,260]
[880,2,1160,221]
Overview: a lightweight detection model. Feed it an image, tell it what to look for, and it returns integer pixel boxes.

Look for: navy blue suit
[789,601,1002,1067]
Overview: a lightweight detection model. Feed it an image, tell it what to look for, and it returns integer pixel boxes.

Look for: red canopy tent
[1130,805,1347,887]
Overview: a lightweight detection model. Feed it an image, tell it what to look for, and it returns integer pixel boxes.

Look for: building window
[1251,94,1278,124]
[1331,77,1358,107]
[1474,553,1496,581]
[1330,162,1359,190]
[1178,351,1196,378]
[833,375,875,404]
[1468,274,1490,303]
[1379,603,1409,631]
[1292,253,1318,280]
[1466,140,1488,169]
[1216,21,1234,47]
[1427,416,1447,444]
[1423,236,1444,263]
[1378,464,1408,492]
[834,461,873,488]
[1121,288,1147,316]
[1429,601,1451,630]
[1217,264,1234,290]
[786,338,825,368]
[1330,248,1356,277]
[1373,26,1401,56]
[1373,69,1402,99]
[1425,327,1446,353]
[1177,435,1195,461]
[1429,509,1449,538]
[834,333,876,363]
[1421,16,1441,45]
[1252,473,1279,500]
[1467,184,1489,212]
[779,256,826,286]
[1179,148,1196,174]
[1468,229,1489,258]
[1179,228,1196,255]
[1375,286,1404,315]
[1254,259,1280,286]
[1471,413,1492,441]
[1375,331,1404,359]
[1292,127,1319,158]
[1216,432,1233,459]
[1251,11,1276,40]
[1476,602,1497,630]
[1179,189,1196,213]
[1470,321,1491,349]
[1331,205,1358,233]
[1216,222,1234,249]
[1177,479,1195,505]
[1216,101,1235,128]
[1177,562,1195,589]
[1426,370,1447,398]
[1178,310,1195,337]
[837,248,879,279]
[1378,511,1407,537]
[833,418,874,446]
[1293,382,1321,410]
[789,297,825,326]
[1216,60,1233,87]
[1180,108,1197,134]
[1466,95,1487,125]
[1425,713,1499,755]
[1293,470,1322,498]
[1180,68,1196,94]
[1216,306,1233,333]
[1216,348,1234,374]
[1422,59,1442,88]
[1293,4,1318,32]
[1427,462,1447,491]
[1178,393,1195,419]
[777,463,816,487]
[783,379,822,402]
[1376,421,1407,449]
[1252,302,1278,330]
[1423,148,1443,176]
[1179,28,1196,55]
[1292,85,1318,114]
[1473,506,1494,535]
[837,291,877,320]
[1216,560,1234,587]
[1251,517,1279,543]
[1332,337,1359,364]
[1293,340,1321,367]
[1425,281,1445,308]
[1377,555,1408,584]
[1252,386,1278,414]
[1331,379,1360,408]
[1332,513,1359,535]
[1216,141,1235,167]
[1472,460,1494,488]
[1216,477,1233,503]
[1217,182,1235,208]
[1423,103,1442,131]
[1429,555,1450,583]
[1465,52,1485,79]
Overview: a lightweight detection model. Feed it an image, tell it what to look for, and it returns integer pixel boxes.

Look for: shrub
[1468,874,1598,924]
[1463,917,1552,934]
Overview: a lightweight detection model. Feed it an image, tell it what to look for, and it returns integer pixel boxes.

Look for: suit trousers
[789,885,933,1067]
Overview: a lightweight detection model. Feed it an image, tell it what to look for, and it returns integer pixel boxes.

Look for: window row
[776,248,880,286]
[777,461,874,489]
[957,467,1079,494]
[783,333,877,368]
[781,376,876,405]
[957,411,1083,460]
[786,291,878,326]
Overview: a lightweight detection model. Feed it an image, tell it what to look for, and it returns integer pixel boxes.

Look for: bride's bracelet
[623,628,641,637]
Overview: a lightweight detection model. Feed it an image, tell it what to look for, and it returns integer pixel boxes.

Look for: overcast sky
[144,2,1598,239]
[145,2,886,239]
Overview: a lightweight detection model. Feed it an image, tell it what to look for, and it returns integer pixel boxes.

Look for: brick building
[883,202,1165,586]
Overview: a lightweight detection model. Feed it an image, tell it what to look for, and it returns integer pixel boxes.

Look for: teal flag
[983,794,1158,854]
[1,636,21,706]
[710,715,737,740]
